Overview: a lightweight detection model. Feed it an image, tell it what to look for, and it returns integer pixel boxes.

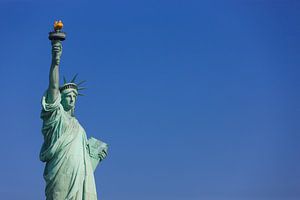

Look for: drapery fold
[40,92,98,200]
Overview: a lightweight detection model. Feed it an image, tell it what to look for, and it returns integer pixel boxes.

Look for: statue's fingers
[51,41,62,48]
[102,150,108,156]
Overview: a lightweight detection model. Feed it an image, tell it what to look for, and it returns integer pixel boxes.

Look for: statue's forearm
[49,60,59,89]
[46,62,60,103]
[46,41,62,103]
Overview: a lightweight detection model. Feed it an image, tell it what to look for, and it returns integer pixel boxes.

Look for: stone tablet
[87,137,108,171]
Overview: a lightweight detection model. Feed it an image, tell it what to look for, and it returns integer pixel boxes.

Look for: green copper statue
[40,21,108,200]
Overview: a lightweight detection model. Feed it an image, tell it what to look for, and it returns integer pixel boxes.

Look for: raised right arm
[46,40,62,104]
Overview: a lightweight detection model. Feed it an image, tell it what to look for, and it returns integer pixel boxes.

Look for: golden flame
[54,20,63,31]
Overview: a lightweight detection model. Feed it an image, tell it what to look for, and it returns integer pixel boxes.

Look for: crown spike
[71,73,78,83]
[78,87,86,90]
[60,74,86,96]
[77,80,87,86]
[63,76,67,84]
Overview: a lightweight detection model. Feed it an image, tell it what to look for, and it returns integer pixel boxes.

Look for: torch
[48,20,66,41]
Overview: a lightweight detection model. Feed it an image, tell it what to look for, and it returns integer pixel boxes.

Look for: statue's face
[61,90,77,111]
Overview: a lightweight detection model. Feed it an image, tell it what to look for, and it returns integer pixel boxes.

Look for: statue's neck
[65,108,75,117]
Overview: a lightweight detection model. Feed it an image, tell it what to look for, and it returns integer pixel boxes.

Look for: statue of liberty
[39,21,108,200]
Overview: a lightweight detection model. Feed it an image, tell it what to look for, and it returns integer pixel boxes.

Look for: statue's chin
[62,105,75,112]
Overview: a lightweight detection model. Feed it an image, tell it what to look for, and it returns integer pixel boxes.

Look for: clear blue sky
[0,0,299,200]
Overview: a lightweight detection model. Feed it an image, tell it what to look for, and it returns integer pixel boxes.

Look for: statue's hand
[98,149,108,160]
[51,40,62,65]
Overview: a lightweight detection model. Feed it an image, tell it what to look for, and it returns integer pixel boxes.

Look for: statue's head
[59,74,85,115]
[61,88,77,112]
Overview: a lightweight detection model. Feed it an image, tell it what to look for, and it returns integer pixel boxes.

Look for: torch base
[48,31,66,41]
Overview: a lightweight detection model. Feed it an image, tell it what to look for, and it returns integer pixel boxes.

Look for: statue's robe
[40,93,98,200]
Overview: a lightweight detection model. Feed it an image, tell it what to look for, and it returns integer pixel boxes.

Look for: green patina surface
[40,39,108,200]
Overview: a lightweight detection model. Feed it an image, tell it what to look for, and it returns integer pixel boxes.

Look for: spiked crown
[59,74,86,96]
